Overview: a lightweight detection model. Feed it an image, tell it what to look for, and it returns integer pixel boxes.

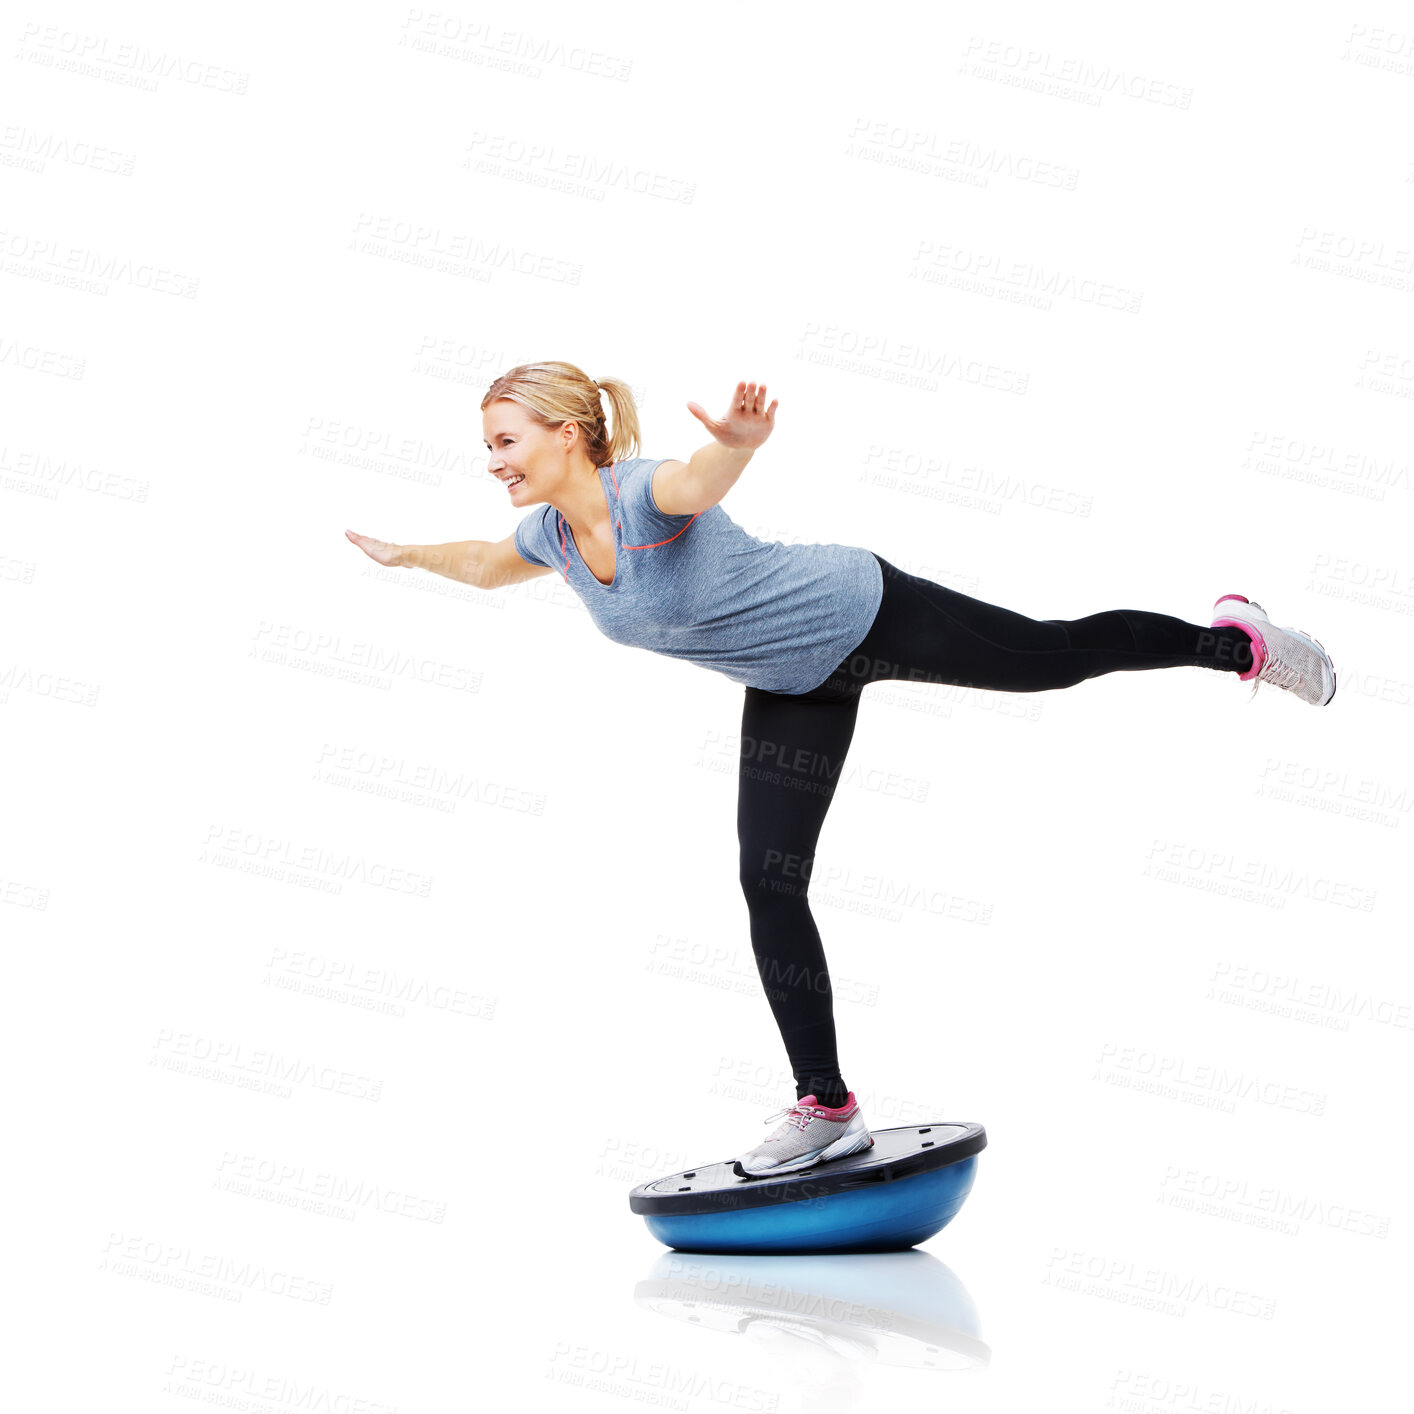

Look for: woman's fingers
[345,530,400,565]
[731,381,774,419]
[687,383,778,446]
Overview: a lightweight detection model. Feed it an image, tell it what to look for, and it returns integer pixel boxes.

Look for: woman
[346,361,1336,1180]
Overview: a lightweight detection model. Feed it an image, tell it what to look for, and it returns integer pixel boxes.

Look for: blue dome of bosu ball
[629,1122,986,1255]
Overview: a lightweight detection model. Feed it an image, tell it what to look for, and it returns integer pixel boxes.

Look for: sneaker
[1211,595,1337,706]
[732,1092,874,1178]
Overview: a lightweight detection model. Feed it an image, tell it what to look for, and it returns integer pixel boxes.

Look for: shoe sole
[733,1131,875,1180]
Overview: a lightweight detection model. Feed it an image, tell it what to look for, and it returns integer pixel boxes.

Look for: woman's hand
[345,529,403,567]
[686,380,778,452]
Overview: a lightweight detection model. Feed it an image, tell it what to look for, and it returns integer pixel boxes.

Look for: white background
[6,2,1412,1410]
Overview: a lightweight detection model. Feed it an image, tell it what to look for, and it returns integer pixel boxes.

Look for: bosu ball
[629,1121,986,1255]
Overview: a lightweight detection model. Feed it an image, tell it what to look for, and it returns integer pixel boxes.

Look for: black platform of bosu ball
[629,1122,986,1255]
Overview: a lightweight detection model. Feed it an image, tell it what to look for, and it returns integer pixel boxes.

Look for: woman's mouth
[504,474,525,490]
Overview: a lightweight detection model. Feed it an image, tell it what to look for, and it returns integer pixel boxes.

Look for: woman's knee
[739,845,814,907]
[1057,609,1139,654]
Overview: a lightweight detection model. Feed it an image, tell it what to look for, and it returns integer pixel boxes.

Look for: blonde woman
[347,362,1335,1179]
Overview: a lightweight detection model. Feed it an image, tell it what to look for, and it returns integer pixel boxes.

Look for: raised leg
[813,555,1254,696]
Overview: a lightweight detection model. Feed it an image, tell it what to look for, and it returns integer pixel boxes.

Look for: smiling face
[483,399,564,504]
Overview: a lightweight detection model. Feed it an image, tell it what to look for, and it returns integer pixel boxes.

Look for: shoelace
[1257,655,1301,692]
[1249,629,1317,701]
[1250,656,1295,701]
[763,1102,823,1131]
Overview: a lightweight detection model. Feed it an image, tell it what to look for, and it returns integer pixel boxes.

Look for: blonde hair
[480,361,641,468]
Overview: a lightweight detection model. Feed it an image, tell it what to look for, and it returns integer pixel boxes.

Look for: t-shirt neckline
[559,462,619,590]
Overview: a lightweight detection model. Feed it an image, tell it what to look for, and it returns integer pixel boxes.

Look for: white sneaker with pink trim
[1211,595,1337,706]
[732,1092,875,1178]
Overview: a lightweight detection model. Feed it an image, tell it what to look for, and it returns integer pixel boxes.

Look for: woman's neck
[555,461,611,544]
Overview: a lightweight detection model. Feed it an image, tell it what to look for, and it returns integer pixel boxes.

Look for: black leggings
[736,553,1253,1105]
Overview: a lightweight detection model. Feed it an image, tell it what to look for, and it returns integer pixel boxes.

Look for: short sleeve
[620,459,699,545]
[513,509,551,567]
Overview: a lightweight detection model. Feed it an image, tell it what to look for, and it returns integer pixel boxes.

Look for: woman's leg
[734,557,1255,1108]
[813,554,1255,696]
[737,682,864,1109]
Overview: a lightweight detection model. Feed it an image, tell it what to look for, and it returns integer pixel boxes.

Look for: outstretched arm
[654,380,778,515]
[344,530,551,590]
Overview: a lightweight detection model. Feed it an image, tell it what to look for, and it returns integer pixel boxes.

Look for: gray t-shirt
[513,457,883,695]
